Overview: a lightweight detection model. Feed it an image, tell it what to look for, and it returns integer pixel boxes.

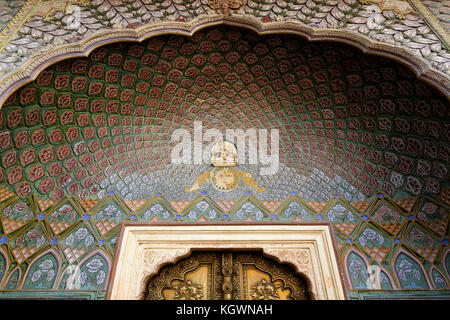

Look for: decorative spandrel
[144,251,312,300]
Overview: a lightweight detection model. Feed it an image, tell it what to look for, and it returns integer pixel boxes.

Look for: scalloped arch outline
[60,249,112,290]
[20,248,62,289]
[392,248,432,289]
[0,14,449,108]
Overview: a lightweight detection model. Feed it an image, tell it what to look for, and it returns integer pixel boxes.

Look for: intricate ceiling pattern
[0,27,448,205]
[0,0,448,105]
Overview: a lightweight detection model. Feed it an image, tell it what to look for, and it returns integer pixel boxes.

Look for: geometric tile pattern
[0,188,446,295]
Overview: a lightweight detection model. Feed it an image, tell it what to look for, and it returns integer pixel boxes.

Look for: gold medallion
[210,167,240,192]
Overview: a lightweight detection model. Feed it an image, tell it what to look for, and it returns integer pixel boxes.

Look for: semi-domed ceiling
[0,26,448,207]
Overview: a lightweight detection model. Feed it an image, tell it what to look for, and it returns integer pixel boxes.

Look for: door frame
[106,222,349,300]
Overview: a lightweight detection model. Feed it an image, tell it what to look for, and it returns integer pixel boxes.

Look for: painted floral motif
[92,202,128,236]
[46,202,79,235]
[1,200,35,234]
[416,201,449,236]
[5,268,20,290]
[280,201,314,220]
[326,203,360,236]
[234,201,266,221]
[59,225,96,264]
[356,226,392,263]
[8,224,48,264]
[347,251,371,289]
[23,253,58,289]
[138,203,172,221]
[431,268,447,289]
[371,204,406,236]
[395,253,429,289]
[74,254,108,290]
[184,200,220,221]
[404,225,439,262]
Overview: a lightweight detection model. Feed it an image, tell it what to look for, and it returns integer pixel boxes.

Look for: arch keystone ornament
[187,140,264,193]
[107,223,348,300]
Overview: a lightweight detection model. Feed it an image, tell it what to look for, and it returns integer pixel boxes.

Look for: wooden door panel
[145,250,311,300]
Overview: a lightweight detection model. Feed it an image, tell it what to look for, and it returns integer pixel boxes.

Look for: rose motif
[72,77,87,92]
[71,60,88,74]
[167,69,182,82]
[173,56,188,70]
[423,140,438,158]
[374,165,388,179]
[60,111,74,126]
[375,118,391,133]
[397,81,413,96]
[20,87,36,105]
[2,150,17,168]
[134,95,146,106]
[56,145,71,160]
[424,178,439,194]
[88,81,103,96]
[0,132,10,151]
[427,121,441,140]
[105,70,119,83]
[398,98,413,115]
[49,188,63,201]
[73,114,89,128]
[79,154,92,167]
[12,130,27,148]
[42,110,57,126]
[16,182,31,198]
[40,91,55,105]
[28,164,44,181]
[47,163,62,178]
[38,147,54,163]
[88,65,104,78]
[393,149,410,168]
[107,53,122,66]
[367,150,381,164]
[141,53,157,66]
[380,82,396,96]
[36,71,53,86]
[54,75,70,90]
[433,162,448,179]
[68,182,79,195]
[382,182,394,196]
[65,127,79,142]
[7,167,22,185]
[121,75,135,87]
[64,157,78,172]
[97,127,108,138]
[136,82,149,94]
[80,128,93,141]
[91,47,107,61]
[123,59,138,72]
[38,178,55,194]
[57,94,71,108]
[55,60,70,72]
[414,100,430,117]
[7,109,22,128]
[404,176,422,195]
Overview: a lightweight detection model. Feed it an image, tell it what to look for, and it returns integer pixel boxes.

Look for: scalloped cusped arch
[0,25,449,205]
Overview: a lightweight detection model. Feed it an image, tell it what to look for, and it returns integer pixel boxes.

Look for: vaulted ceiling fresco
[0,0,448,300]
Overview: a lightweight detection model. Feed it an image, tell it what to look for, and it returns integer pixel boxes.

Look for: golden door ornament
[144,251,313,300]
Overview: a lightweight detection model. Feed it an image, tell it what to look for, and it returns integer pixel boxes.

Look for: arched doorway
[144,250,313,300]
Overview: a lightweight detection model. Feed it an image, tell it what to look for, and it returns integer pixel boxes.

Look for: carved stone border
[106,222,348,300]
[0,13,449,108]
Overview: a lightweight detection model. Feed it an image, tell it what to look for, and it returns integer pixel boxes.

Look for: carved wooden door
[144,251,312,300]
